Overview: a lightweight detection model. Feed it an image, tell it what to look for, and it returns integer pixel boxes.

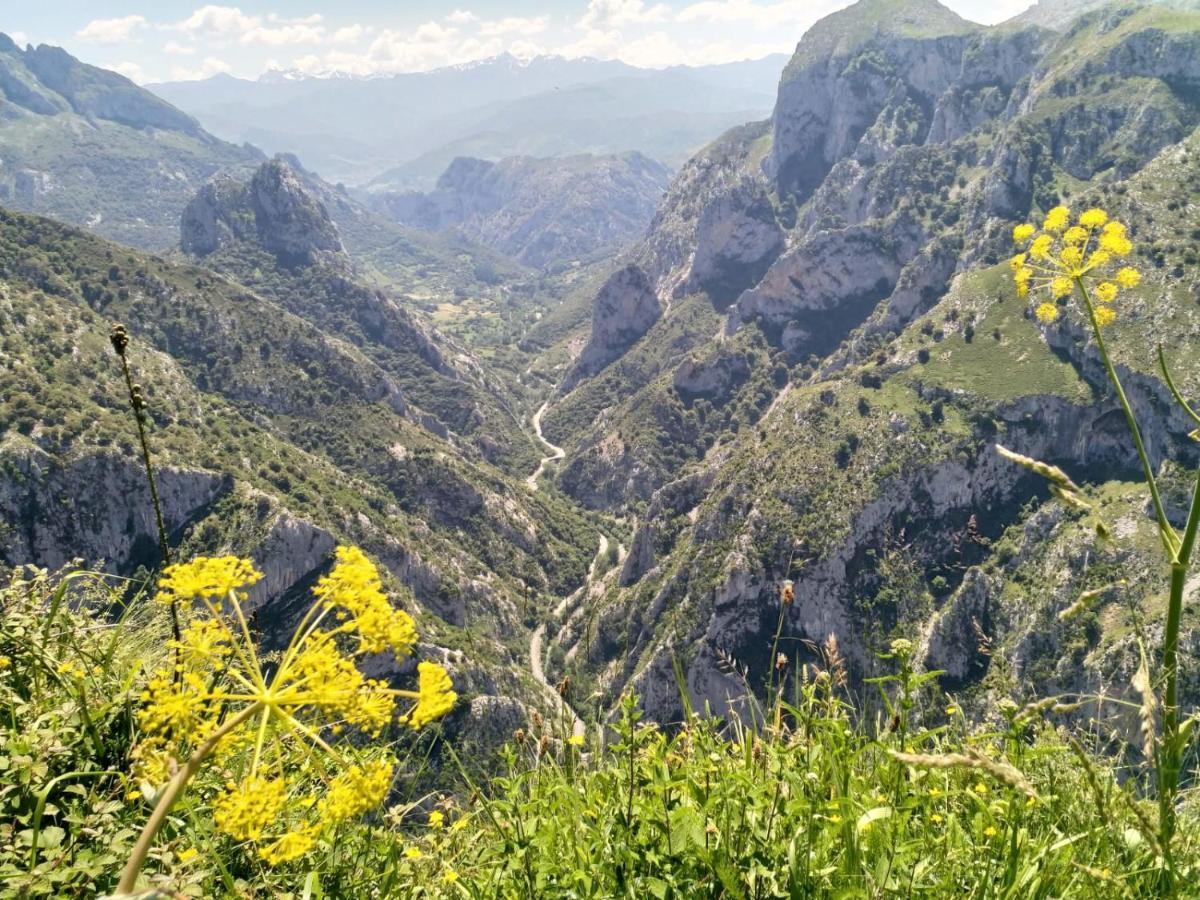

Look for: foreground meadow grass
[1,567,1197,898]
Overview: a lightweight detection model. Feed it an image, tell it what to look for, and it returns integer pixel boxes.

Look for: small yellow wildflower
[1011,208,1139,326]
[1043,206,1070,233]
[829,814,843,824]
[945,705,959,716]
[177,847,199,863]
[404,662,457,729]
[156,556,261,605]
[974,783,989,795]
[1012,224,1035,243]
[443,868,460,885]
[404,846,424,860]
[429,810,445,830]
[568,734,585,747]
[213,776,287,842]
[983,825,998,839]
[929,787,942,798]
[930,814,944,825]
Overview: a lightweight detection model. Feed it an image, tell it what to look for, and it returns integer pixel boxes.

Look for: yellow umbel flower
[1116,267,1142,289]
[155,556,262,605]
[1043,206,1070,232]
[213,775,287,841]
[319,759,395,826]
[120,544,456,892]
[405,662,458,729]
[313,546,417,657]
[1035,304,1059,325]
[1012,207,1140,327]
[259,824,318,866]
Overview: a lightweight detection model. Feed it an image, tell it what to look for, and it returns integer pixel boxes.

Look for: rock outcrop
[181,159,345,265]
[570,265,662,381]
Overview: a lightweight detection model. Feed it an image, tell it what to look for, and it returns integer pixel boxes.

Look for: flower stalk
[1010,206,1198,859]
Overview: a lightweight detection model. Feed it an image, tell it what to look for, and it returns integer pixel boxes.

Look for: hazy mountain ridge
[367,152,671,268]
[149,54,788,187]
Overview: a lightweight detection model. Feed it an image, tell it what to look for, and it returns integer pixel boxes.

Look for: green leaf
[856,806,892,835]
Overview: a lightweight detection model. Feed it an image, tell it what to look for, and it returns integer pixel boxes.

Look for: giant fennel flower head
[1011,207,1140,329]
[132,546,456,868]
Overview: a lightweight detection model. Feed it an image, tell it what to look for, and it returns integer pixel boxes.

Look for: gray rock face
[683,178,783,305]
[734,214,927,357]
[922,568,997,680]
[368,152,670,267]
[181,159,345,265]
[572,265,662,380]
[0,445,229,573]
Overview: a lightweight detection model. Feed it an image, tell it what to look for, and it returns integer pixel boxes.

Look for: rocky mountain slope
[0,33,262,250]
[527,0,1200,722]
[367,153,670,268]
[178,157,541,474]
[0,200,601,742]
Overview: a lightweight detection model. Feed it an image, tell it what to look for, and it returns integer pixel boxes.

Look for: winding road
[528,534,608,739]
[526,402,565,490]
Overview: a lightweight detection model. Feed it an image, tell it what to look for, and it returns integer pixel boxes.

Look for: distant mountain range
[148,53,788,188]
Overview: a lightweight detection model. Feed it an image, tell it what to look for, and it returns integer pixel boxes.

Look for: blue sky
[6,0,1039,83]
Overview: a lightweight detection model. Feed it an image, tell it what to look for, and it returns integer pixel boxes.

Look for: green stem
[114,702,261,896]
[114,337,181,659]
[1160,563,1186,849]
[1076,280,1178,557]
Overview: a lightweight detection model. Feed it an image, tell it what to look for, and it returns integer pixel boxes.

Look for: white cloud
[578,0,670,30]
[677,0,842,29]
[479,16,550,38]
[76,15,147,45]
[169,55,233,81]
[331,24,368,44]
[176,6,260,35]
[112,61,146,82]
[447,10,478,25]
[557,28,623,60]
[164,41,196,55]
[240,21,325,46]
[9,31,29,46]
[508,39,547,60]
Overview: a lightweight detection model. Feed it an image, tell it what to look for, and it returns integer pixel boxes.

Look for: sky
[5,0,1039,84]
